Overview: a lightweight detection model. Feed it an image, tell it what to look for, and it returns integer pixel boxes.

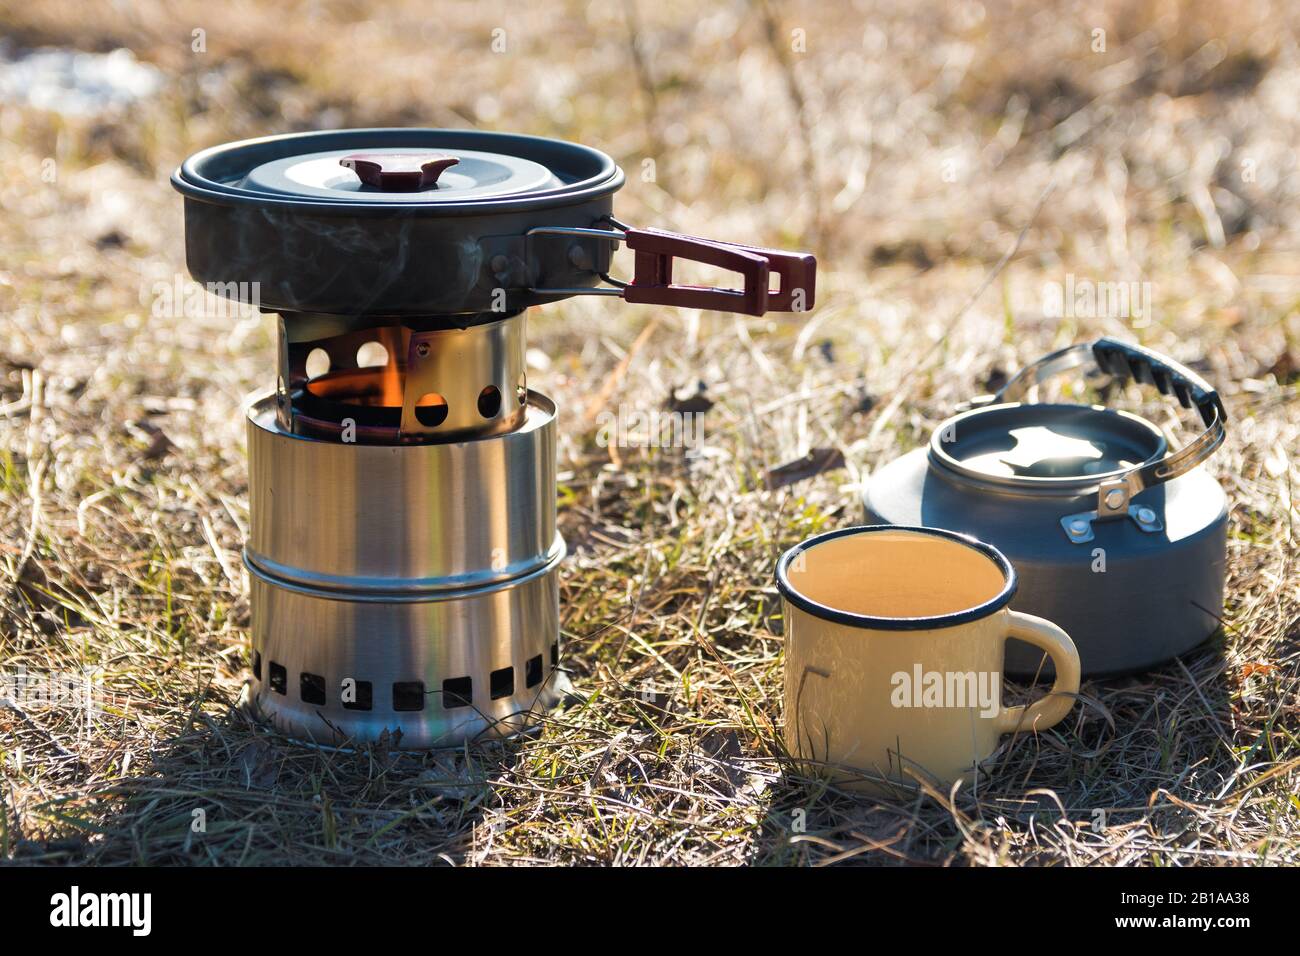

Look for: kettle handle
[983,337,1227,513]
[994,338,1224,421]
[1089,337,1225,428]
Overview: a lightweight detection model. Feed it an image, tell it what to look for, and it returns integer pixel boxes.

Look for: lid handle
[339,153,459,191]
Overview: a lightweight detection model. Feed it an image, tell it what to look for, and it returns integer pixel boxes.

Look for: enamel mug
[776,526,1081,792]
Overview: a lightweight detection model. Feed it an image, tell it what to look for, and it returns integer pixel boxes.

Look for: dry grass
[0,0,1297,865]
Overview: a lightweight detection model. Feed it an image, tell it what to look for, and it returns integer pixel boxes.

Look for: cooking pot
[863,337,1228,678]
[171,128,815,318]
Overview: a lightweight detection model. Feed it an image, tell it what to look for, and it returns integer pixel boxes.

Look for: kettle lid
[930,403,1167,490]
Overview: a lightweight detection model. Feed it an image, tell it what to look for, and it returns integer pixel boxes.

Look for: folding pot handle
[621,226,816,316]
[522,219,816,318]
[621,228,769,315]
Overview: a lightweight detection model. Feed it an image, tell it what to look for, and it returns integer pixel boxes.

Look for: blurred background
[0,0,1296,865]
[3,2,1297,440]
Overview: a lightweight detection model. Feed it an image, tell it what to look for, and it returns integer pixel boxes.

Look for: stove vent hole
[356,342,388,368]
[477,385,502,419]
[305,348,330,379]
[414,393,449,427]
[300,672,326,706]
[490,666,515,700]
[525,654,543,688]
[252,650,262,680]
[442,676,472,709]
[269,662,287,695]
[392,681,426,712]
[550,642,559,667]
[516,374,527,406]
[342,680,373,711]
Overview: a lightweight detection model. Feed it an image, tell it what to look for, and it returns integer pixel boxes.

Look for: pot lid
[929,403,1167,490]
[240,147,562,203]
[173,128,623,214]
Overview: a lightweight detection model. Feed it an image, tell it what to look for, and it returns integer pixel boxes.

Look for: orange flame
[380,351,403,408]
[368,326,403,408]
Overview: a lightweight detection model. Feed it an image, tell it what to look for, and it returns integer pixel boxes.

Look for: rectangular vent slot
[342,679,373,711]
[525,654,543,688]
[442,676,472,710]
[392,681,426,712]
[490,666,515,700]
[300,672,326,705]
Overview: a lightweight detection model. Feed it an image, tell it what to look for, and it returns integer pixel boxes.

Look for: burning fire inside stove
[283,319,528,443]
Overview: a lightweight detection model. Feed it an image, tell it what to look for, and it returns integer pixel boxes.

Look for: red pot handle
[621,226,816,316]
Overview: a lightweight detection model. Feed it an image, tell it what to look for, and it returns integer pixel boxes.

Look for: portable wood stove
[173,129,815,746]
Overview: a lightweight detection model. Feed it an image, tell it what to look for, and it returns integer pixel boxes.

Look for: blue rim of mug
[774,525,1018,631]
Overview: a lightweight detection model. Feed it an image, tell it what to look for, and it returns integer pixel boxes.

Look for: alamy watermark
[1,666,106,740]
[1043,274,1153,323]
[594,405,706,457]
[890,664,999,718]
[1,665,104,722]
[49,886,151,936]
[146,275,262,320]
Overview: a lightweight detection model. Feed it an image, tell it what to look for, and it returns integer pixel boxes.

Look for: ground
[0,0,1297,865]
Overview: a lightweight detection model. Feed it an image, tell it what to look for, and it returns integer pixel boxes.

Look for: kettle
[863,338,1228,677]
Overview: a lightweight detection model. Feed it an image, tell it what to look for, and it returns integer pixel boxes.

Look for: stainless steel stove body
[244,312,564,746]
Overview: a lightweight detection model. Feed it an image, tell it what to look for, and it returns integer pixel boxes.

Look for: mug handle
[997,611,1081,734]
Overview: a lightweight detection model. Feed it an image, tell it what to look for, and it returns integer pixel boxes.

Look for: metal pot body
[179,196,618,316]
[864,429,1228,678]
[173,128,625,316]
[244,392,566,747]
